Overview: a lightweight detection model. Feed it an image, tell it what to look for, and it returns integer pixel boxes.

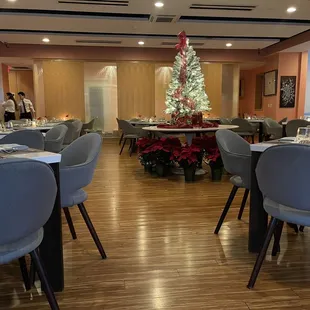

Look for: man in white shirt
[18,91,35,120]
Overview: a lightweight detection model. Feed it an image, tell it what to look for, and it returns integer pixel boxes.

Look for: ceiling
[1,0,310,50]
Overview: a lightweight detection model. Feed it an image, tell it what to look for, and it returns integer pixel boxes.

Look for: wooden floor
[1,139,310,309]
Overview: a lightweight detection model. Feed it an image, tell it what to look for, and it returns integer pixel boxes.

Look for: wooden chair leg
[214,186,238,234]
[30,248,60,310]
[128,139,133,151]
[272,220,284,256]
[29,259,36,286]
[77,203,107,259]
[118,133,124,146]
[251,135,255,144]
[238,189,249,220]
[18,256,31,291]
[130,139,136,157]
[63,207,77,240]
[247,217,278,289]
[119,138,127,155]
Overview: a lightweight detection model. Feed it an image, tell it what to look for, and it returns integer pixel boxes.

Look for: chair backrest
[82,119,95,131]
[44,124,68,153]
[219,118,231,125]
[0,130,44,150]
[263,118,282,139]
[256,144,310,211]
[72,120,83,140]
[231,118,254,132]
[60,133,102,190]
[286,119,309,137]
[0,158,57,245]
[216,130,251,188]
[117,119,141,135]
[278,117,288,124]
[62,122,76,145]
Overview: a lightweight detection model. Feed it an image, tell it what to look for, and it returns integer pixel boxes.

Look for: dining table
[0,148,64,291]
[142,125,239,145]
[249,138,295,253]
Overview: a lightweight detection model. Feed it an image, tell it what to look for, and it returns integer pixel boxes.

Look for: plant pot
[211,166,223,182]
[184,165,196,182]
[156,163,169,177]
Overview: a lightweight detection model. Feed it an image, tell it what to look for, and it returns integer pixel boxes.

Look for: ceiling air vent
[162,41,204,46]
[190,4,256,11]
[149,15,179,23]
[58,0,129,7]
[76,39,122,44]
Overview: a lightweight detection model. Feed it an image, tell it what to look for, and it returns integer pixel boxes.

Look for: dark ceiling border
[0,29,284,41]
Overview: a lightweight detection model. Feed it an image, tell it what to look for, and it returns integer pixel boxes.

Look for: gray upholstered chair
[72,120,83,140]
[0,130,44,150]
[118,119,147,156]
[263,118,283,140]
[247,144,310,289]
[286,119,309,137]
[214,130,251,234]
[81,118,96,135]
[0,158,59,309]
[231,118,256,143]
[62,121,76,147]
[220,118,232,125]
[59,133,107,259]
[44,124,68,153]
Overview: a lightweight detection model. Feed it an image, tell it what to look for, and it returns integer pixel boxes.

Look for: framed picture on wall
[280,76,296,108]
[264,70,278,96]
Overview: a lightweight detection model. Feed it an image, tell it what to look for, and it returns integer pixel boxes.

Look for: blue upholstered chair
[62,121,76,147]
[0,158,59,309]
[0,130,44,150]
[263,118,283,140]
[44,124,68,153]
[60,133,107,259]
[214,130,251,234]
[248,144,310,288]
[81,118,96,136]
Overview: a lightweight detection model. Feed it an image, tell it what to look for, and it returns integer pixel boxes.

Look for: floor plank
[1,139,310,309]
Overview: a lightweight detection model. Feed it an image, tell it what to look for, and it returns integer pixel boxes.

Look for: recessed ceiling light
[226,43,232,47]
[155,1,164,8]
[42,38,50,43]
[287,6,297,13]
[138,41,145,46]
[7,0,17,2]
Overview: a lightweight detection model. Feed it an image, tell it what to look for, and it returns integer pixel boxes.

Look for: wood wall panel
[202,64,223,117]
[155,64,173,119]
[9,70,34,104]
[42,60,85,120]
[117,62,155,119]
[1,64,9,95]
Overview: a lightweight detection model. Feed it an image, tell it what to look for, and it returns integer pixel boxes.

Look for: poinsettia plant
[137,137,182,167]
[192,135,223,168]
[173,144,201,167]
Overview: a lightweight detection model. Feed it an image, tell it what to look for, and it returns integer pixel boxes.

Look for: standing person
[18,91,35,120]
[2,92,17,122]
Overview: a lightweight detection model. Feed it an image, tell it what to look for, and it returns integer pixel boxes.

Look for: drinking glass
[296,127,310,144]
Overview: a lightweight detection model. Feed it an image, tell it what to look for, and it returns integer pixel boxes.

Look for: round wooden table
[142,125,239,145]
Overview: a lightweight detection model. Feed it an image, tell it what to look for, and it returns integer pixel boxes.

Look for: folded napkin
[0,144,29,152]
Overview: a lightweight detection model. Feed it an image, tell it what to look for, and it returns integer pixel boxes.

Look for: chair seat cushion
[235,132,255,136]
[230,175,246,188]
[124,134,139,139]
[264,197,310,226]
[0,229,43,264]
[61,188,87,208]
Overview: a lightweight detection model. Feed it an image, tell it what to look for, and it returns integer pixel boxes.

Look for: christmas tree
[165,31,211,119]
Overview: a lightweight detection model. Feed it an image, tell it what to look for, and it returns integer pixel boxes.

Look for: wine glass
[296,127,310,144]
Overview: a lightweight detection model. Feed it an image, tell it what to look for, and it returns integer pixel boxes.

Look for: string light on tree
[165,31,211,122]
